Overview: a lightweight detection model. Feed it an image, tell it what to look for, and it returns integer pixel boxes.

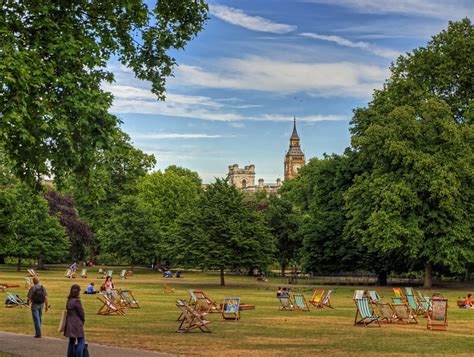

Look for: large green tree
[347,19,474,288]
[0,0,208,187]
[172,179,275,286]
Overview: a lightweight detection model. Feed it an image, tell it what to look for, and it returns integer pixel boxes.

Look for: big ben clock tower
[284,117,305,180]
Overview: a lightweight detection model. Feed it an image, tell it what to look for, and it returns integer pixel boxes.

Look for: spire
[290,116,299,139]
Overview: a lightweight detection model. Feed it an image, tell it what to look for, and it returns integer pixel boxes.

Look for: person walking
[65,284,85,357]
[27,277,48,338]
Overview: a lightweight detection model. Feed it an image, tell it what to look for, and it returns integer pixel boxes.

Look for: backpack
[31,286,46,304]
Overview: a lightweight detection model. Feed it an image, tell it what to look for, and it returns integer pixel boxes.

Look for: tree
[348,19,474,288]
[264,194,302,276]
[44,189,94,261]
[0,0,208,187]
[0,184,69,271]
[99,195,156,268]
[172,179,275,286]
[346,100,473,288]
[137,166,203,268]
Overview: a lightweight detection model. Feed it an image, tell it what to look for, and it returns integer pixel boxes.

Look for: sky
[107,0,473,183]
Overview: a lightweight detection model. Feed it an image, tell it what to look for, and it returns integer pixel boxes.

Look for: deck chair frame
[118,289,140,308]
[278,296,294,311]
[293,294,310,311]
[354,298,380,327]
[5,293,28,308]
[193,290,220,313]
[315,290,334,309]
[164,283,175,293]
[392,303,417,324]
[97,295,126,315]
[176,299,211,333]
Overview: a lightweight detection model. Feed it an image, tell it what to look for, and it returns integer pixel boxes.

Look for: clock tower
[284,118,305,180]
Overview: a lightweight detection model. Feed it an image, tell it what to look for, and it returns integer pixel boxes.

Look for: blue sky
[107,0,473,183]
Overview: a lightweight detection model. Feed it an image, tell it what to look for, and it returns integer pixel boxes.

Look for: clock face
[293,163,302,172]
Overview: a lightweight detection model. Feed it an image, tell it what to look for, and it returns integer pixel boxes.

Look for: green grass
[1,266,474,356]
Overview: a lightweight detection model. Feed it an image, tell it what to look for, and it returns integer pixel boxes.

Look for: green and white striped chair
[354,298,380,327]
[293,294,310,311]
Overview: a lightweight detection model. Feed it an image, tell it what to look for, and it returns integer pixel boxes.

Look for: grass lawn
[1,266,474,356]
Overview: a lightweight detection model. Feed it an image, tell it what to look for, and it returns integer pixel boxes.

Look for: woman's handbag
[57,310,67,332]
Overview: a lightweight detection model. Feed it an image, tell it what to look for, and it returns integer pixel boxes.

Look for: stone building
[226,164,282,194]
[284,118,305,180]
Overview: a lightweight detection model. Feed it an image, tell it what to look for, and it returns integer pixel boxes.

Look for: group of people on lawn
[276,287,291,298]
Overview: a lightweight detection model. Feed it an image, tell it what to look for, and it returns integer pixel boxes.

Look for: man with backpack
[27,277,49,338]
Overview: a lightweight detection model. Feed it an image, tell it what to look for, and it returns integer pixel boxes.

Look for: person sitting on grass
[84,282,97,294]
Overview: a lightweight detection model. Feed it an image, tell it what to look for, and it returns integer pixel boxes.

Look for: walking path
[0,331,172,357]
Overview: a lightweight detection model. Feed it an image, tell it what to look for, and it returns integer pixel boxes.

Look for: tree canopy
[0,0,208,187]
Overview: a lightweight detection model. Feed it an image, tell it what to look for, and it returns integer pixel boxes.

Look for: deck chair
[106,270,113,278]
[309,289,325,307]
[393,288,405,302]
[392,303,417,324]
[427,299,448,331]
[27,269,39,278]
[65,268,73,278]
[391,296,404,305]
[164,283,175,293]
[278,296,295,310]
[97,295,126,315]
[376,302,398,323]
[118,289,140,308]
[188,289,198,305]
[80,269,87,278]
[176,299,211,333]
[24,277,32,289]
[353,290,365,301]
[406,294,425,316]
[315,290,334,309]
[193,290,220,313]
[0,282,20,289]
[354,298,380,327]
[367,290,382,304]
[417,291,432,312]
[119,269,127,279]
[222,297,240,320]
[293,294,310,311]
[5,293,28,308]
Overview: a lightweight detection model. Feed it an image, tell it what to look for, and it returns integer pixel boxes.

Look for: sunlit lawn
[1,266,474,356]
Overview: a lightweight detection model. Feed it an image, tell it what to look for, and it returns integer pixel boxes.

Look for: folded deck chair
[5,293,28,308]
[176,299,211,333]
[392,303,417,324]
[309,290,325,307]
[97,295,126,315]
[119,269,127,279]
[354,298,380,327]
[293,294,310,311]
[193,290,220,313]
[118,289,140,308]
[164,283,175,293]
[278,296,295,311]
[315,290,334,309]
[80,269,87,278]
[427,299,448,331]
[222,297,241,320]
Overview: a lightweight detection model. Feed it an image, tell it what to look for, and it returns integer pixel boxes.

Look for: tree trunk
[37,257,45,270]
[377,270,388,286]
[0,255,5,264]
[281,263,286,277]
[220,267,225,286]
[423,262,433,289]
[16,258,21,272]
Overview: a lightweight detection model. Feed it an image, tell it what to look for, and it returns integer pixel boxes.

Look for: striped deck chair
[80,269,87,278]
[278,296,294,311]
[393,288,405,302]
[97,295,126,315]
[193,290,220,313]
[118,289,140,308]
[367,290,382,304]
[392,303,417,324]
[417,291,432,312]
[119,269,127,279]
[176,299,211,333]
[405,289,425,316]
[5,293,28,308]
[27,269,39,278]
[293,294,310,311]
[315,290,334,309]
[354,298,380,327]
[309,290,325,307]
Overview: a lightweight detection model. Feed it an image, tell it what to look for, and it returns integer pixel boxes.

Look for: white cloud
[300,32,400,59]
[303,0,474,20]
[174,56,389,97]
[130,133,228,139]
[209,4,297,33]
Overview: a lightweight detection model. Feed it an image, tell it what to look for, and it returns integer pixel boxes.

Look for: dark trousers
[31,303,43,336]
[67,337,85,357]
